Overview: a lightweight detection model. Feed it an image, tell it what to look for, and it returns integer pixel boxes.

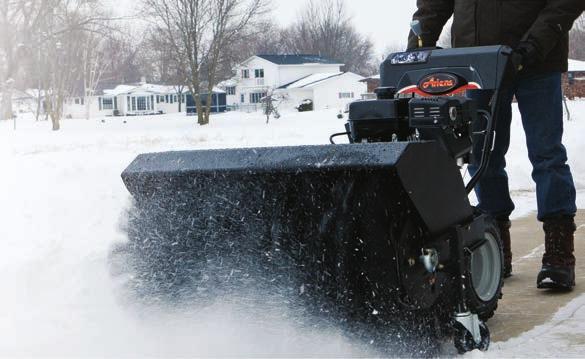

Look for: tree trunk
[85,95,91,120]
[203,86,214,125]
[51,112,60,130]
[48,99,62,131]
[35,93,42,121]
[195,94,207,125]
[0,89,13,121]
[194,90,210,126]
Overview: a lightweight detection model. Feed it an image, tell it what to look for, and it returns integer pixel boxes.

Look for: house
[220,54,366,111]
[360,74,381,99]
[63,82,187,118]
[276,72,366,111]
[564,59,585,99]
[12,89,42,114]
[98,83,186,116]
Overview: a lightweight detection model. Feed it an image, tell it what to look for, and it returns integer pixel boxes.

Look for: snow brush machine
[120,45,516,355]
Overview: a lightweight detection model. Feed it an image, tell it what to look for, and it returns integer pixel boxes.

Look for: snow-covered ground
[0,102,584,357]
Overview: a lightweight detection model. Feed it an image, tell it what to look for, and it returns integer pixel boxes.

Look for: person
[408,0,584,290]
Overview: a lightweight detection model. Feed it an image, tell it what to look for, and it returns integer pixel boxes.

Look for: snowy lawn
[0,102,584,357]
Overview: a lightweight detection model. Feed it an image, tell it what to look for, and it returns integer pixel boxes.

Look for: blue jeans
[469,72,577,221]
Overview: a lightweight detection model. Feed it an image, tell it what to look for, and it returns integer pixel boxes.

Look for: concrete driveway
[489,211,585,342]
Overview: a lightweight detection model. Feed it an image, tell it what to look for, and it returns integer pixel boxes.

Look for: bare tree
[143,30,189,111]
[0,0,52,121]
[99,30,149,84]
[261,90,283,124]
[40,0,114,130]
[280,0,376,76]
[216,19,286,81]
[82,26,114,120]
[144,0,267,125]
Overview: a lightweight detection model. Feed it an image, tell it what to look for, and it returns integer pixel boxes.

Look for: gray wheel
[471,231,502,302]
[465,219,504,321]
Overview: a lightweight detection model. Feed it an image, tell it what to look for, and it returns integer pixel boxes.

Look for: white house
[63,83,187,118]
[220,54,366,111]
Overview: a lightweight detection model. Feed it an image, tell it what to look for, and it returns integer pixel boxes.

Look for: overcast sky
[269,0,418,53]
[117,0,419,55]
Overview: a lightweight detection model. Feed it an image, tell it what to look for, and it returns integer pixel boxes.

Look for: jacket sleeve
[407,0,454,50]
[523,0,584,60]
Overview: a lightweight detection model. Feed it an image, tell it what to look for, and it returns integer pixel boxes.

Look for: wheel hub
[471,232,502,302]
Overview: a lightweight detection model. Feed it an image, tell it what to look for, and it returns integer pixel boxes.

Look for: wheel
[466,218,505,321]
[453,321,490,354]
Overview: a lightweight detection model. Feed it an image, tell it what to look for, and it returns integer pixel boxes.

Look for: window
[226,87,236,95]
[338,92,355,99]
[75,98,80,105]
[132,97,136,111]
[250,92,267,104]
[242,69,249,79]
[241,94,245,103]
[98,97,102,111]
[254,69,264,78]
[174,95,178,103]
[101,97,114,110]
[151,96,155,110]
[137,96,147,111]
[81,98,84,105]
[127,96,131,111]
[165,95,169,103]
[114,97,118,110]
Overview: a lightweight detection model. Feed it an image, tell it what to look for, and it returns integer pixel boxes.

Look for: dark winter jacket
[408,0,584,73]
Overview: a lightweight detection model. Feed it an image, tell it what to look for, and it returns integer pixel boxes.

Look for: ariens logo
[418,73,459,94]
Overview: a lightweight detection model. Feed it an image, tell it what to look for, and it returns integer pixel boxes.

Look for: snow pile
[0,101,584,356]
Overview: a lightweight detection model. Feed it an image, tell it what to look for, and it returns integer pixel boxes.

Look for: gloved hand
[511,41,541,71]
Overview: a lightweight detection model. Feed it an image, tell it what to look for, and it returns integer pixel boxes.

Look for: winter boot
[537,216,577,290]
[497,219,513,278]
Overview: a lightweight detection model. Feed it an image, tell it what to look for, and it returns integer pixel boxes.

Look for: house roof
[104,85,139,96]
[360,74,380,82]
[256,54,343,65]
[103,83,185,96]
[218,78,238,88]
[278,72,366,90]
[569,59,585,72]
[102,83,224,96]
[12,89,36,100]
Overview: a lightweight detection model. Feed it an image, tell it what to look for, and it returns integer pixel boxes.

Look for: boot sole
[537,281,575,291]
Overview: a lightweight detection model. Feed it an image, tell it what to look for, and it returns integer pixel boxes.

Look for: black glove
[511,41,541,71]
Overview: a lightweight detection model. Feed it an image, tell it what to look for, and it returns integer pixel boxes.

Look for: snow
[469,294,585,358]
[1,100,585,357]
[282,72,344,89]
[103,83,221,97]
[103,84,138,96]
[569,59,585,73]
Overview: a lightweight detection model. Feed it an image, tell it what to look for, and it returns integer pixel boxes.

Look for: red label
[418,73,459,95]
